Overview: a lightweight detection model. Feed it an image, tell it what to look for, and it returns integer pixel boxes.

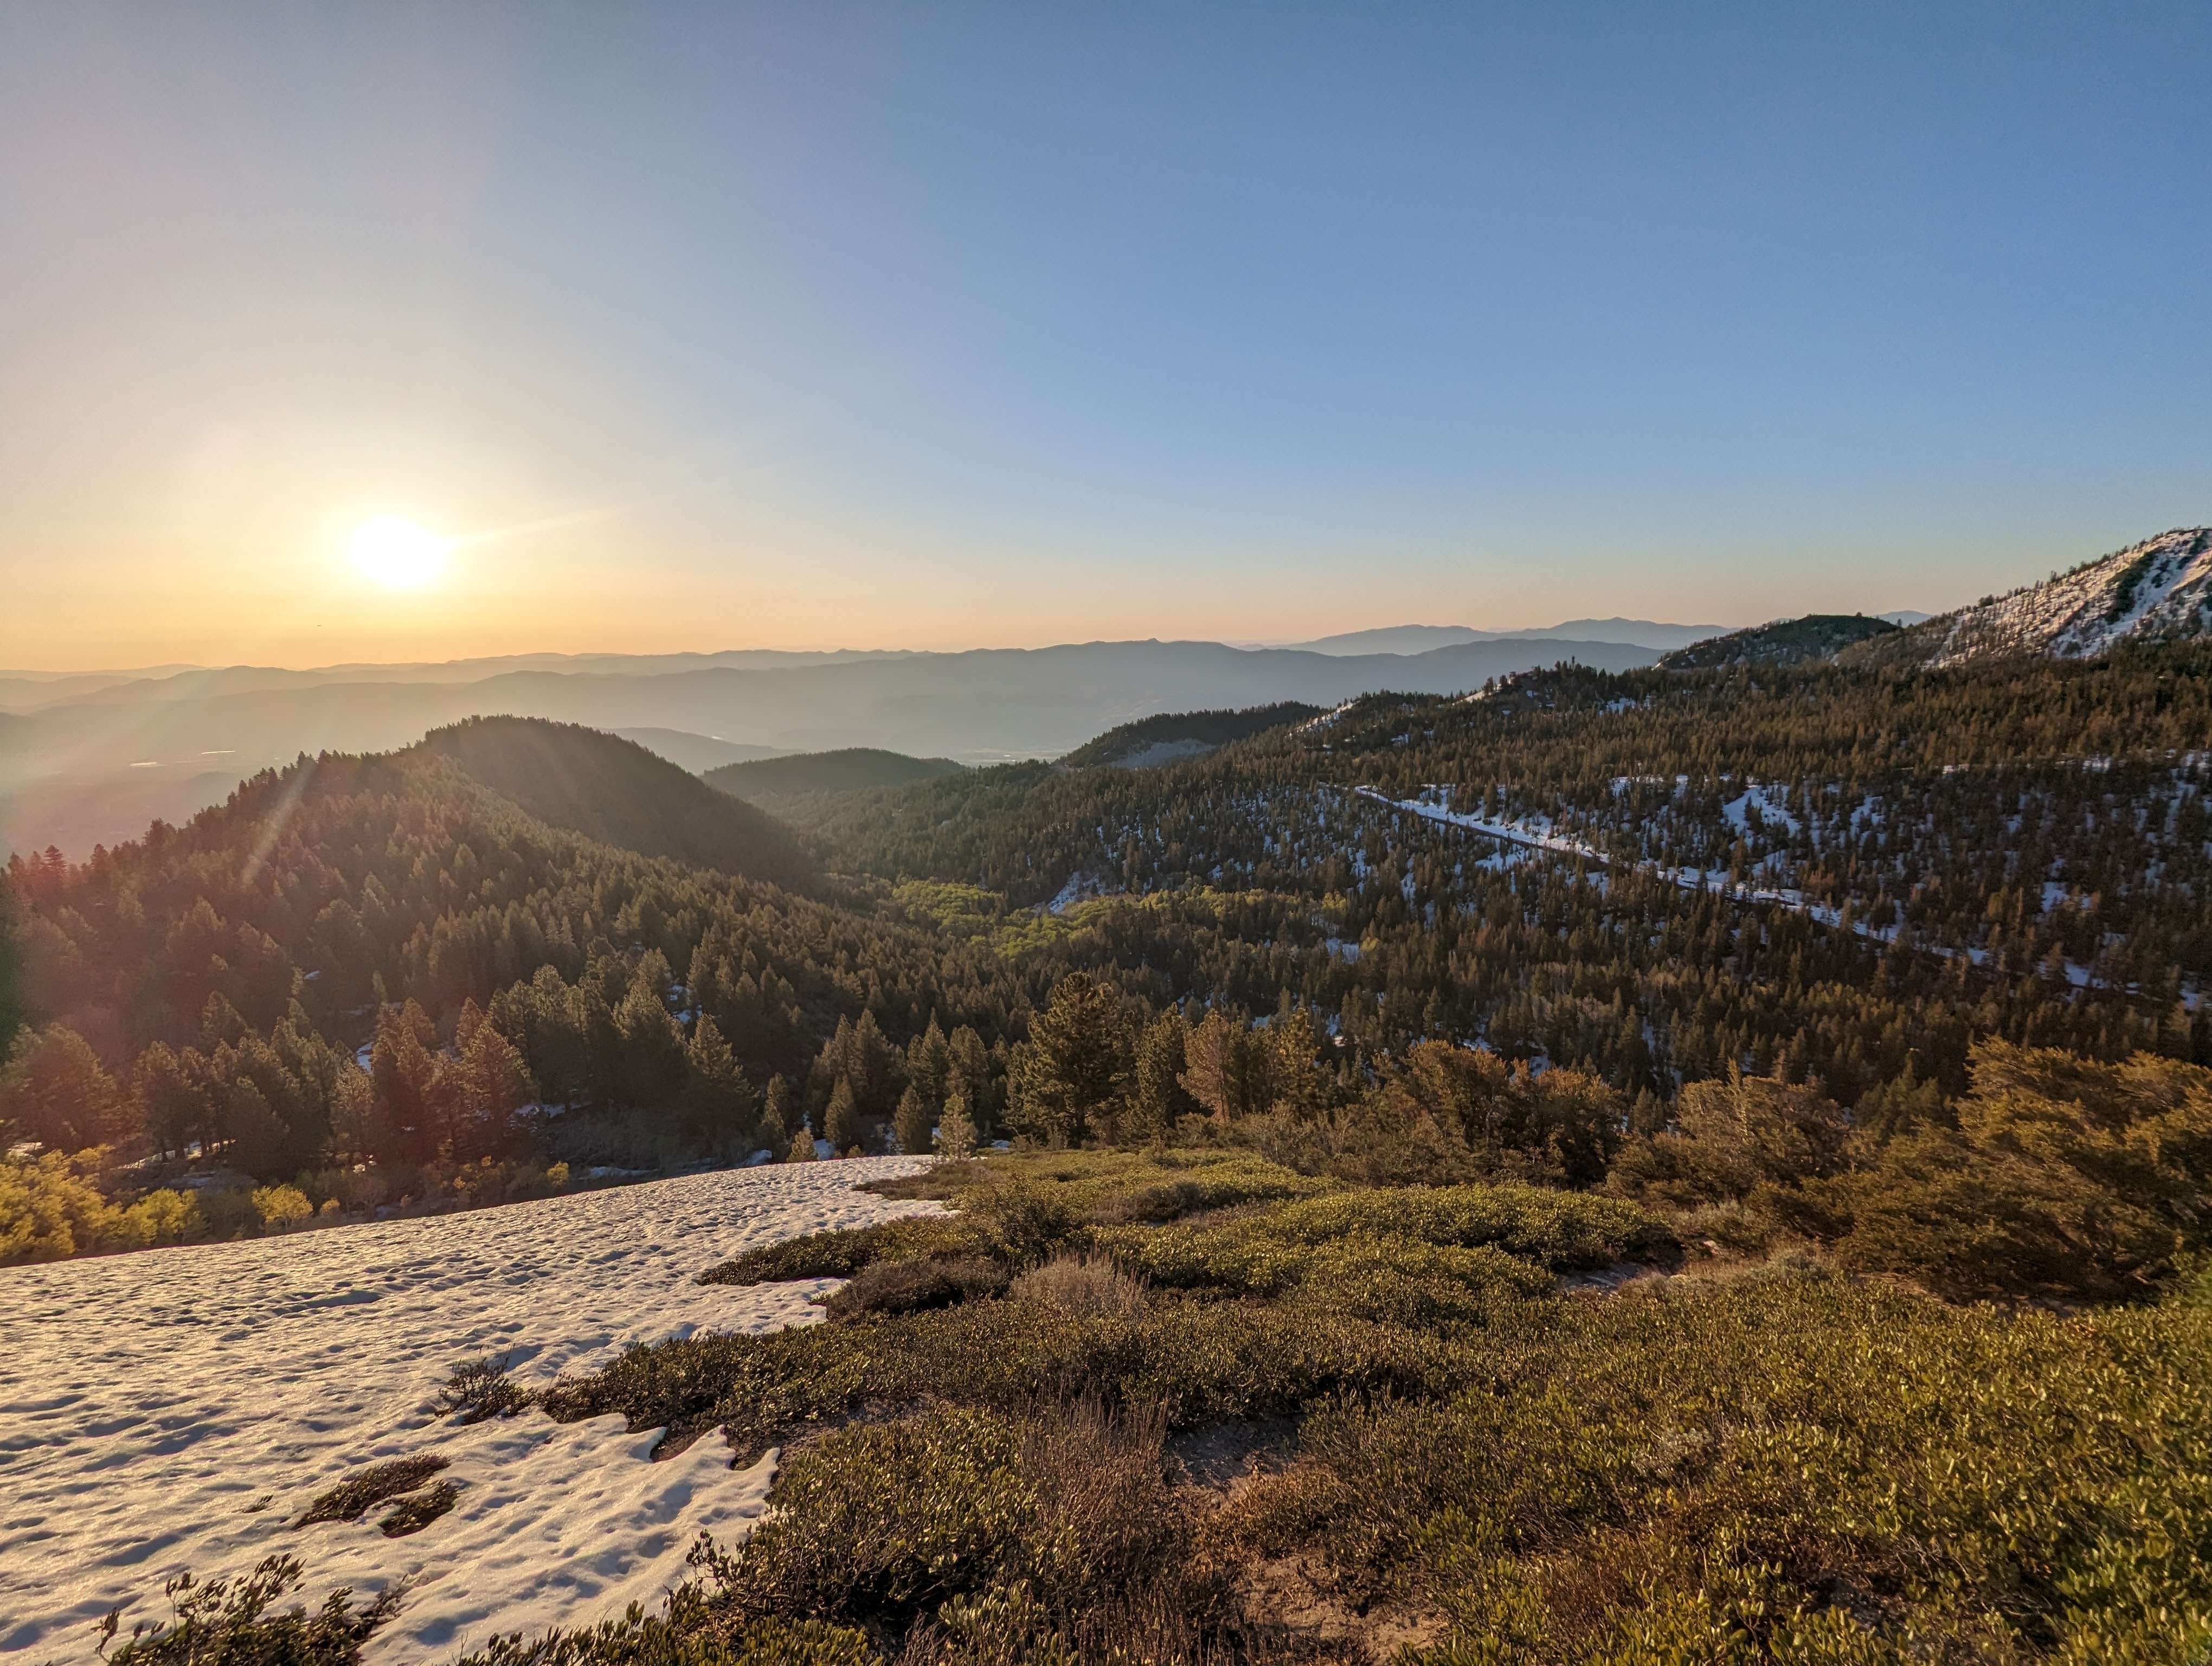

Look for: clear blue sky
[2,2,2208,664]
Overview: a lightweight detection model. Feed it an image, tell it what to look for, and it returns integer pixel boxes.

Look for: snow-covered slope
[1,1160,930,1663]
[1864,527,2212,668]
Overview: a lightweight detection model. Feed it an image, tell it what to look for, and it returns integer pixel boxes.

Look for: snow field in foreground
[1,1159,934,1662]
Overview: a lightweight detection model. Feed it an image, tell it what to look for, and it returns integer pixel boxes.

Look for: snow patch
[2,1160,933,1662]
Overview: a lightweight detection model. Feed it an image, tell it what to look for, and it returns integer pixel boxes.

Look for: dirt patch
[1234,1553,1447,1660]
[1169,1419,1297,1496]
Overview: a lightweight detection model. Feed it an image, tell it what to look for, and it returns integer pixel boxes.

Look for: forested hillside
[9,651,2212,1279]
[705,747,963,803]
[800,644,2212,1107]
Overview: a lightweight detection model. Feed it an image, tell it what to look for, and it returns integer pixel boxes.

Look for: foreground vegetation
[131,1146,2202,1665]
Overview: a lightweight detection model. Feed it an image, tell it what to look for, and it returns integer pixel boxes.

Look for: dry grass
[1010,1254,1148,1319]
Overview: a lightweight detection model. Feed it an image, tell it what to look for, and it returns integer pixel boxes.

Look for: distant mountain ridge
[1848,527,2212,670]
[1279,618,1732,655]
[613,728,788,774]
[0,635,1664,859]
[706,748,964,802]
[1657,614,1900,671]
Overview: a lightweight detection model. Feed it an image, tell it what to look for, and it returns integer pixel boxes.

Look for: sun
[346,516,450,589]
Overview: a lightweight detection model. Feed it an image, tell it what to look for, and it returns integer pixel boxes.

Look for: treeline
[793,646,2212,1106]
[0,732,1060,1258]
[991,970,2212,1302]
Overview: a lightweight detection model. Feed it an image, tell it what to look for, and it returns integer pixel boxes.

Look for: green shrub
[1251,1184,1674,1268]
[957,1180,1083,1268]
[378,1481,458,1537]
[819,1255,1010,1323]
[296,1456,450,1527]
[253,1184,316,1230]
[530,1153,2212,1662]
[0,1151,207,1262]
[99,1555,402,1665]
[1098,1184,1671,1301]
[196,1187,263,1241]
[436,1355,533,1423]
[701,1401,1205,1638]
[117,1187,204,1247]
[697,1217,976,1287]
[455,1602,875,1666]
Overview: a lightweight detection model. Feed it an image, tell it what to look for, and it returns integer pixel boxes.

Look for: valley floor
[0,1158,931,1663]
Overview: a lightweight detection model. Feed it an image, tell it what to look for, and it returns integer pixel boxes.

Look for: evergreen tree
[893,1082,933,1156]
[937,1087,979,1158]
[906,1018,953,1109]
[0,1024,133,1153]
[824,1075,861,1152]
[1009,972,1128,1146]
[1178,1009,1243,1122]
[370,1001,440,1165]
[681,1015,759,1150]
[1128,1010,1193,1142]
[0,894,26,1058]
[762,1074,796,1155]
[614,969,687,1107]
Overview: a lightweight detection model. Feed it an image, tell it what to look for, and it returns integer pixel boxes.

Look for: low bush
[1010,1254,1148,1319]
[295,1456,451,1527]
[99,1555,403,1665]
[252,1183,315,1230]
[1097,1183,1672,1304]
[456,1592,874,1666]
[698,1217,976,1287]
[436,1355,533,1423]
[0,1149,205,1263]
[819,1255,1009,1323]
[699,1401,1215,1642]
[377,1481,459,1537]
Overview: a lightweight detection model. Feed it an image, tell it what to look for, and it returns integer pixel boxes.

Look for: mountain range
[0,634,1663,859]
[0,536,2195,862]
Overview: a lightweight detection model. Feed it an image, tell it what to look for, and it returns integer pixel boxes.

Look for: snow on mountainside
[1,1161,931,1663]
[1861,527,2212,668]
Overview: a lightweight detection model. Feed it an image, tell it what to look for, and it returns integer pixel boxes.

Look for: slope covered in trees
[1654,612,1897,669]
[10,645,2212,1280]
[1057,702,1323,767]
[705,747,963,802]
[414,717,814,887]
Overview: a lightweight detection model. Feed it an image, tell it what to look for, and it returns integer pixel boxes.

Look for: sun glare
[346,516,449,589]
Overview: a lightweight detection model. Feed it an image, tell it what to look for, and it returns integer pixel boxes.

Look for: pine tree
[0,1023,132,1154]
[681,1014,759,1150]
[1129,1010,1192,1142]
[1178,1009,1242,1122]
[937,1087,979,1159]
[762,1074,795,1154]
[1009,972,1128,1146]
[824,1075,861,1153]
[893,1081,933,1156]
